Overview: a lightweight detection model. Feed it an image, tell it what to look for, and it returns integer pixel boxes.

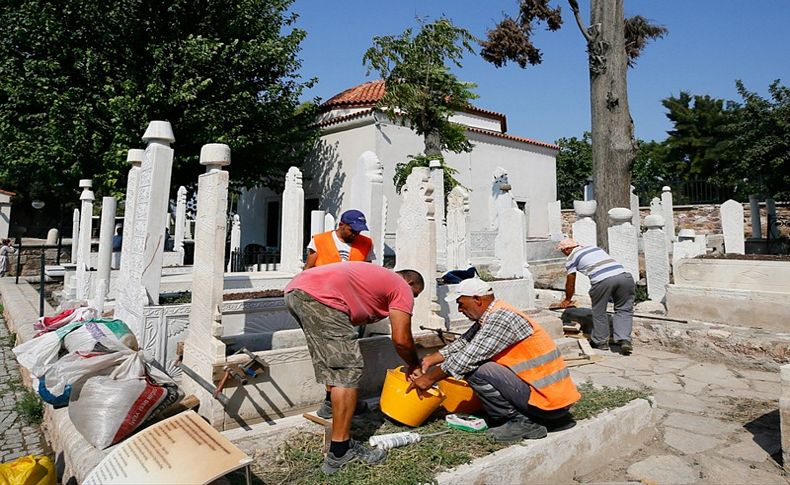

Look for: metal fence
[226,245,281,272]
[634,179,736,206]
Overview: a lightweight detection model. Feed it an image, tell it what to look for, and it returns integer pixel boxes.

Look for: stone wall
[562,202,790,238]
[5,246,70,277]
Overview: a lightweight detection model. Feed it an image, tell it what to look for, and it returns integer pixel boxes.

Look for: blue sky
[289,0,790,144]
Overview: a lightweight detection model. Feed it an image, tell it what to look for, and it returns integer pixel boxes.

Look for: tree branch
[568,0,591,42]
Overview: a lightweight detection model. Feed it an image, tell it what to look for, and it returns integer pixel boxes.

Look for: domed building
[238,80,560,263]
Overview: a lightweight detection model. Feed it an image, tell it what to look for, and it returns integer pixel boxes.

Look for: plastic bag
[34,306,97,335]
[68,351,182,449]
[38,349,134,406]
[13,318,138,377]
[0,455,56,485]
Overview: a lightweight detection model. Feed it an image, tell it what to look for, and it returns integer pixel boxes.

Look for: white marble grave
[607,208,639,282]
[630,185,640,232]
[174,186,187,262]
[572,200,597,295]
[96,196,116,300]
[70,208,80,264]
[650,197,662,217]
[494,187,529,279]
[547,200,563,241]
[395,167,443,330]
[661,186,676,245]
[643,214,670,302]
[309,210,325,237]
[429,159,447,271]
[75,180,94,300]
[349,151,386,265]
[720,199,745,254]
[227,214,241,272]
[181,143,231,424]
[278,167,304,274]
[446,186,470,271]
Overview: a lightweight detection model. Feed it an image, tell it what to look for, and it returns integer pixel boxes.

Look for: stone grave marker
[643,214,670,302]
[661,186,676,244]
[174,186,187,262]
[71,208,80,264]
[572,200,597,295]
[721,199,745,254]
[607,208,639,282]
[227,214,241,271]
[547,200,563,241]
[117,149,144,292]
[279,167,304,274]
[310,210,325,236]
[650,197,662,216]
[349,151,386,265]
[749,195,762,239]
[446,186,470,271]
[75,180,94,300]
[630,185,640,232]
[96,196,116,300]
[429,159,447,271]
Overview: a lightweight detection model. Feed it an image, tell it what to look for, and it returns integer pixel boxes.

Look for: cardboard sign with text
[84,410,252,485]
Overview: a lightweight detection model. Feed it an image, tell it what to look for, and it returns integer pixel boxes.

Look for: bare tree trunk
[588,0,637,250]
[424,131,442,158]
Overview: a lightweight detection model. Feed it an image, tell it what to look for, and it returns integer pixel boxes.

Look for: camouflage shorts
[284,289,363,388]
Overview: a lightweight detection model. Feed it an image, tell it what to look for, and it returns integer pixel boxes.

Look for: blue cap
[340,209,368,232]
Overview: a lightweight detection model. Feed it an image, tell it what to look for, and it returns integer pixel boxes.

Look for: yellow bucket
[438,377,483,414]
[379,367,446,427]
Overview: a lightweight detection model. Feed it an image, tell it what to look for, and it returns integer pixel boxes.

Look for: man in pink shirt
[284,262,424,474]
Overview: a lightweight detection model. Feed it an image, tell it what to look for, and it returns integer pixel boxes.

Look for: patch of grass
[572,381,649,420]
[634,284,649,303]
[14,387,44,425]
[238,383,648,484]
[159,292,192,305]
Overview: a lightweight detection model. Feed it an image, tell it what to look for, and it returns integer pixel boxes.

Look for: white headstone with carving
[75,180,94,300]
[279,167,304,274]
[181,143,231,422]
[649,197,662,217]
[721,199,745,254]
[174,186,187,263]
[494,186,528,279]
[643,214,670,302]
[607,208,639,282]
[349,151,386,265]
[572,200,597,295]
[116,149,145,295]
[489,167,510,231]
[114,122,175,338]
[446,186,470,271]
[396,167,443,330]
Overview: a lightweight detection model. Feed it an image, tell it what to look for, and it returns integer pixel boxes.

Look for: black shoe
[486,415,547,443]
[321,440,387,474]
[316,399,371,419]
[534,414,577,433]
[589,340,609,351]
[617,340,633,355]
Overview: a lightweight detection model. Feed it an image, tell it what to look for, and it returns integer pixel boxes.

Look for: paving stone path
[0,316,52,463]
[572,345,788,484]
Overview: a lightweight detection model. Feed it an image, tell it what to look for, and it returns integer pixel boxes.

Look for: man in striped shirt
[556,238,635,355]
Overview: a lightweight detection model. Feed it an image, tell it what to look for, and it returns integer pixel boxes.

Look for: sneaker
[321,440,387,474]
[589,339,609,351]
[617,340,633,355]
[486,415,547,443]
[533,414,577,433]
[316,399,371,419]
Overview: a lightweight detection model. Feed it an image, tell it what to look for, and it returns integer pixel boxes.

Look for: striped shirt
[439,299,534,379]
[565,246,626,285]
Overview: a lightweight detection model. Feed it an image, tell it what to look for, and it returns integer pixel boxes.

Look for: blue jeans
[465,362,570,422]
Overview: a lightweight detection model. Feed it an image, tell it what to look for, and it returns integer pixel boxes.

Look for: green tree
[362,17,478,192]
[555,133,592,207]
[0,0,317,208]
[480,0,666,248]
[728,80,790,199]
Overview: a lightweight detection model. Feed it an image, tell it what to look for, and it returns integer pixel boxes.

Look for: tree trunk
[588,0,637,250]
[424,131,442,158]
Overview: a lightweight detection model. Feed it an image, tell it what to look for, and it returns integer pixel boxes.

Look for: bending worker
[304,209,373,269]
[284,262,424,474]
[303,208,374,419]
[556,238,635,355]
[411,278,580,443]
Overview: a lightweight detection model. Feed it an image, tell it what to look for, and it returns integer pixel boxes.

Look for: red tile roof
[0,189,15,196]
[320,80,508,131]
[319,81,557,150]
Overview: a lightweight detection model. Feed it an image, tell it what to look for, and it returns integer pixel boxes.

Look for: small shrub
[15,388,44,425]
[634,284,649,303]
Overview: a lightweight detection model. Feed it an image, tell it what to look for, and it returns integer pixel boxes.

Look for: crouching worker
[284,262,425,474]
[411,278,580,442]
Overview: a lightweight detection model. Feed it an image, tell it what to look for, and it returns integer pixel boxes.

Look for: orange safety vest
[312,231,373,267]
[490,300,581,410]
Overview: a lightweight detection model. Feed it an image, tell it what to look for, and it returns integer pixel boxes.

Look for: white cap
[444,278,494,303]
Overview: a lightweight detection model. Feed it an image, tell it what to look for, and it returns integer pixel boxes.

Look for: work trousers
[588,272,635,345]
[466,361,569,423]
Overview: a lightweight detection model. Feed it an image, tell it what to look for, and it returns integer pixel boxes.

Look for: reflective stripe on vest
[490,300,581,410]
[313,231,372,267]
